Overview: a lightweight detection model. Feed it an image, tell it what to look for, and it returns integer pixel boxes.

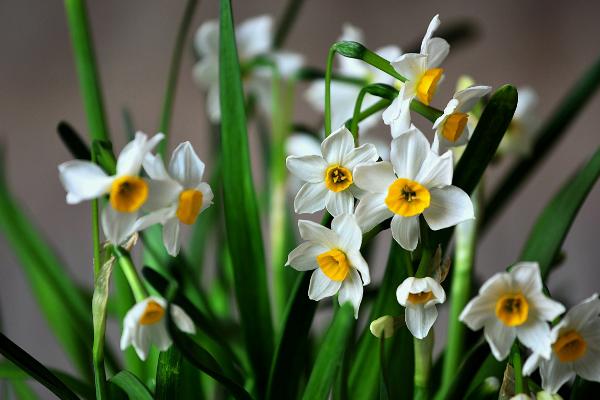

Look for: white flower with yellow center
[286,214,370,318]
[135,142,213,257]
[397,276,446,339]
[383,14,449,136]
[193,15,304,122]
[523,294,600,394]
[120,296,195,361]
[353,126,473,251]
[431,85,492,154]
[497,87,540,157]
[58,132,164,245]
[286,126,378,216]
[459,262,565,361]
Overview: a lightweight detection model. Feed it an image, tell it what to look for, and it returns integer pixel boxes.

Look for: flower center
[495,293,529,327]
[416,68,444,105]
[385,178,431,217]
[442,112,469,142]
[324,165,353,193]
[553,330,587,363]
[138,300,165,325]
[316,249,350,281]
[110,175,148,213]
[408,291,434,305]
[176,189,204,225]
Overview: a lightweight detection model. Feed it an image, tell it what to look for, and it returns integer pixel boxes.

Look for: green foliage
[109,371,154,400]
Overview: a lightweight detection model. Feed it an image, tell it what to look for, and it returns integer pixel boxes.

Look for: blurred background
[1,0,599,395]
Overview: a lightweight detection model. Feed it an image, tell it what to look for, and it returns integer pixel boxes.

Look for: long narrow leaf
[109,371,153,400]
[57,121,91,160]
[155,347,202,400]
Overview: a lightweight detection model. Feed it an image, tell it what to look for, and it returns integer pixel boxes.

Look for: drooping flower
[459,262,565,361]
[523,294,600,394]
[431,85,492,154]
[286,214,370,318]
[120,296,195,360]
[135,142,213,256]
[397,276,446,339]
[497,87,540,157]
[58,132,164,245]
[193,15,304,122]
[353,125,473,250]
[286,126,378,216]
[383,14,450,136]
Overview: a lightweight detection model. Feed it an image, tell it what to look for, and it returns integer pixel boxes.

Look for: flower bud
[369,315,395,339]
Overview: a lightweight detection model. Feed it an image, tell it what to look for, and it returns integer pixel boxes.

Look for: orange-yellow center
[495,293,529,327]
[324,165,353,193]
[385,178,431,217]
[553,330,587,362]
[110,175,148,213]
[138,300,165,325]
[176,189,204,225]
[416,68,444,105]
[316,249,350,281]
[442,112,469,142]
[408,291,434,305]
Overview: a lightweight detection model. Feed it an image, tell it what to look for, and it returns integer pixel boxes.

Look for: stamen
[385,178,431,217]
[324,165,353,193]
[553,330,587,362]
[416,68,444,105]
[138,300,165,325]
[316,249,350,281]
[442,112,469,142]
[110,176,148,213]
[495,293,529,327]
[176,189,204,225]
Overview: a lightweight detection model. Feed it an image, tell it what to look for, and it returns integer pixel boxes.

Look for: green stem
[361,47,405,83]
[113,247,148,302]
[414,331,433,400]
[511,342,524,394]
[157,0,198,155]
[64,0,109,141]
[324,46,336,135]
[350,86,370,144]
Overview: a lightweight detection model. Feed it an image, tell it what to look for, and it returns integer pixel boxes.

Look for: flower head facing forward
[459,262,565,361]
[120,296,195,360]
[136,142,214,256]
[286,127,378,216]
[383,15,449,135]
[286,214,370,318]
[397,276,446,339]
[353,125,474,251]
[58,132,164,245]
[523,294,600,394]
[432,85,492,154]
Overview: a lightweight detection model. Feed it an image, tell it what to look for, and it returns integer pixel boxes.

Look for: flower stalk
[324,45,336,134]
[511,342,525,394]
[113,247,148,302]
[414,331,434,400]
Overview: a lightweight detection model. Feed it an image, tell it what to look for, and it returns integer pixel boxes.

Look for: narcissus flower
[432,85,491,154]
[459,262,565,361]
[383,14,449,135]
[286,214,370,318]
[286,126,378,216]
[353,126,473,251]
[193,15,304,122]
[497,87,540,157]
[135,142,213,256]
[58,132,164,245]
[397,276,446,339]
[523,294,600,394]
[120,296,195,360]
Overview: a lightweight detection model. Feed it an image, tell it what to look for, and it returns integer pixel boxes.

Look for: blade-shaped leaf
[155,347,202,400]
[109,371,153,400]
[57,121,91,160]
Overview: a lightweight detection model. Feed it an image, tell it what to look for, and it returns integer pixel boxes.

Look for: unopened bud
[536,391,563,400]
[333,41,366,59]
[370,315,395,339]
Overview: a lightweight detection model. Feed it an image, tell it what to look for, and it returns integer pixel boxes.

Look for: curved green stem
[414,331,433,400]
[324,46,337,135]
[113,247,148,302]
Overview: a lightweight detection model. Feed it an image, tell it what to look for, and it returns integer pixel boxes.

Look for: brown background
[1,0,599,397]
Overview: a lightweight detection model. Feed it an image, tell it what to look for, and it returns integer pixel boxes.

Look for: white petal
[163,218,181,257]
[510,262,543,295]
[391,215,420,251]
[192,57,219,89]
[168,142,205,188]
[339,269,364,319]
[459,292,497,331]
[432,127,468,155]
[286,242,326,271]
[420,14,441,54]
[326,190,354,217]
[58,161,112,204]
[236,15,273,59]
[423,186,474,230]
[415,150,453,188]
[405,304,438,339]
[529,293,565,323]
[294,182,328,214]
[117,132,164,176]
[321,127,355,165]
[424,37,449,68]
[564,293,600,331]
[388,93,413,138]
[574,347,600,382]
[271,51,304,78]
[298,220,337,247]
[171,304,196,334]
[206,85,221,122]
[286,155,327,183]
[135,207,176,232]
[101,206,137,245]
[523,352,541,376]
[517,320,552,359]
[342,143,378,171]
[354,193,393,233]
[540,357,574,394]
[484,319,516,361]
[347,250,370,285]
[196,182,214,214]
[390,53,427,81]
[144,179,181,211]
[455,86,492,113]
[353,162,396,194]
[286,134,322,157]
[143,154,170,180]
[331,214,362,251]
[308,269,342,301]
[194,20,219,57]
[151,323,173,352]
[390,125,430,180]
[382,95,403,125]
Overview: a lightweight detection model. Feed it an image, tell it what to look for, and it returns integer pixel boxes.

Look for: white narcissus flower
[136,142,213,257]
[120,296,195,361]
[286,126,378,216]
[305,23,402,134]
[286,214,370,318]
[459,262,565,361]
[497,87,541,157]
[431,85,492,154]
[193,15,304,122]
[58,132,164,245]
[523,294,600,394]
[397,276,446,339]
[383,14,449,136]
[353,125,474,251]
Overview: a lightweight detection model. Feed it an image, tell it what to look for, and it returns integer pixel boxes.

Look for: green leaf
[109,371,153,400]
[0,333,79,400]
[483,55,600,228]
[155,347,202,400]
[57,121,91,160]
[302,304,355,400]
[219,0,274,393]
[91,140,116,175]
[520,146,600,279]
[10,381,39,400]
[273,0,305,48]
